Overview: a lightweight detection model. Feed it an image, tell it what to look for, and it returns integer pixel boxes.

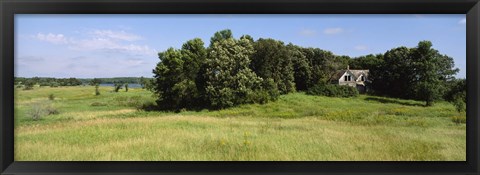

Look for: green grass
[14,86,466,161]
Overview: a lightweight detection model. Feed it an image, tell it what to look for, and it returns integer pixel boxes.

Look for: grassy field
[14,86,466,161]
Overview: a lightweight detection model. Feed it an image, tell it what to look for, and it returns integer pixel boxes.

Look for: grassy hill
[14,86,466,161]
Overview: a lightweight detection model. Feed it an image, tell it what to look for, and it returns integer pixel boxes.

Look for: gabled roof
[329,69,369,81]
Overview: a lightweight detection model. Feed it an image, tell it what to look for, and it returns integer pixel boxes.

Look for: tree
[368,41,458,106]
[202,37,263,109]
[251,38,295,94]
[151,38,207,110]
[90,78,102,95]
[23,79,35,90]
[411,41,458,106]
[445,79,466,112]
[287,44,312,91]
[209,29,233,47]
[301,48,344,87]
[139,76,147,89]
[125,83,129,92]
[349,54,384,70]
[369,47,414,98]
[113,81,123,92]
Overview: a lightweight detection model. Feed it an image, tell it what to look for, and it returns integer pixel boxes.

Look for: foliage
[369,41,458,106]
[209,29,233,47]
[113,81,123,92]
[203,37,264,109]
[91,102,108,107]
[27,101,59,121]
[444,79,466,112]
[251,38,295,94]
[48,94,55,101]
[23,80,35,90]
[301,48,347,87]
[152,38,207,110]
[451,115,466,124]
[288,44,312,91]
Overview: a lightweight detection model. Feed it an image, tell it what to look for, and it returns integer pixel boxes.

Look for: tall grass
[14,86,466,161]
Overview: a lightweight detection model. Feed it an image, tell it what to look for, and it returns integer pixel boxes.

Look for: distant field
[14,86,466,161]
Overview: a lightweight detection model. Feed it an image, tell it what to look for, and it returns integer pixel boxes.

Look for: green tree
[411,41,458,106]
[369,47,414,98]
[301,48,345,87]
[139,76,147,89]
[90,78,102,95]
[151,38,207,110]
[349,54,384,70]
[209,29,233,47]
[113,81,123,92]
[251,38,295,94]
[287,44,312,91]
[203,37,263,109]
[23,79,35,90]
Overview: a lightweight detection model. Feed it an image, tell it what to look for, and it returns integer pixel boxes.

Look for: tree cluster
[152,30,461,110]
[152,30,355,110]
[362,41,459,106]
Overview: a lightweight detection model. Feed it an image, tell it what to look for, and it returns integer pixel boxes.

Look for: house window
[361,76,365,81]
[344,75,351,81]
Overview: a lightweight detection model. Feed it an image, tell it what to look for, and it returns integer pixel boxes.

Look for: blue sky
[15,14,466,78]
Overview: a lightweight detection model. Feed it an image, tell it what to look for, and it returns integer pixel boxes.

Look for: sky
[15,14,466,78]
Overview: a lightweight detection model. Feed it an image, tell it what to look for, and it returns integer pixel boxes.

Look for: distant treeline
[15,77,153,88]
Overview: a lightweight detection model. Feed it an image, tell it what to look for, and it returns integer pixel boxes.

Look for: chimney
[347,65,349,70]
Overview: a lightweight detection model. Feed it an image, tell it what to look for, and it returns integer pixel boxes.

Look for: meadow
[14,86,466,161]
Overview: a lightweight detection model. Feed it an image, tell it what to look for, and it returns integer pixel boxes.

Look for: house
[329,66,369,93]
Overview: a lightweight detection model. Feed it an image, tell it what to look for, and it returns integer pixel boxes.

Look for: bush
[45,105,59,115]
[28,101,59,120]
[451,115,466,124]
[48,94,55,100]
[307,84,359,98]
[91,102,108,107]
[28,102,46,121]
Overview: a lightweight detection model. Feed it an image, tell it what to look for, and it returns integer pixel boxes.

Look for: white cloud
[299,28,317,37]
[91,30,142,41]
[354,45,368,51]
[34,33,69,44]
[323,27,344,35]
[32,30,155,56]
[459,18,466,24]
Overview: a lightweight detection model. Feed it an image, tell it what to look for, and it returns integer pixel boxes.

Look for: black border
[1,0,479,175]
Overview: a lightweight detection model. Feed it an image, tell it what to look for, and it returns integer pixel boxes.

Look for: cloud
[32,30,155,56]
[354,45,368,51]
[299,28,317,37]
[323,27,344,35]
[33,33,69,44]
[91,30,142,41]
[459,18,466,24]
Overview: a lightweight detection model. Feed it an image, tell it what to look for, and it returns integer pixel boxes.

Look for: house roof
[329,69,369,81]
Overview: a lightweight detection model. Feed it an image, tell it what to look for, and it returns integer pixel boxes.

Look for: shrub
[45,105,59,115]
[27,101,59,120]
[48,94,55,100]
[307,84,358,98]
[28,102,46,121]
[91,102,108,107]
[451,115,466,124]
[95,84,100,96]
